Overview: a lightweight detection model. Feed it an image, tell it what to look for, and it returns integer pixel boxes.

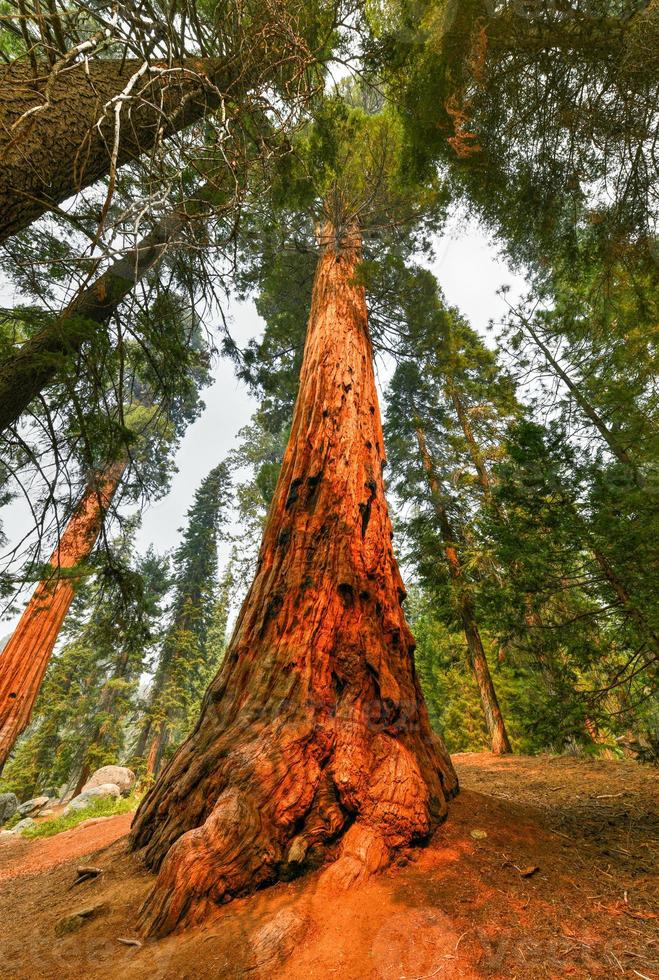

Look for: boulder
[2,817,36,836]
[0,792,18,825]
[81,765,135,797]
[17,795,50,818]
[55,902,110,937]
[63,783,121,815]
[249,909,308,973]
[77,816,115,829]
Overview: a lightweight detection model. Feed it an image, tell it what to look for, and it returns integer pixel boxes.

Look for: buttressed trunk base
[130,224,458,936]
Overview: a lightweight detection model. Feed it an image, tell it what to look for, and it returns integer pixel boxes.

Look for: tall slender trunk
[0,186,212,434]
[134,717,153,763]
[414,425,512,756]
[452,382,656,657]
[447,384,516,651]
[517,315,635,470]
[133,627,179,773]
[73,760,92,798]
[448,385,493,495]
[0,57,236,242]
[129,223,458,937]
[0,458,125,771]
[145,721,170,779]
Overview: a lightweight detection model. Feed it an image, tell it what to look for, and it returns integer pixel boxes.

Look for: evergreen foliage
[135,463,231,775]
[0,0,656,810]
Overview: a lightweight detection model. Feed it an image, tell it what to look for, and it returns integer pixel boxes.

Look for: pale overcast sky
[1,214,527,631]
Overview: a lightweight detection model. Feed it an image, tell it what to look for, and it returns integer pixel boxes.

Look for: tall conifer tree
[129,96,458,936]
[137,463,231,777]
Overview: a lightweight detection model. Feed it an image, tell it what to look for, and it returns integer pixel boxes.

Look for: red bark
[0,459,125,771]
[129,225,458,936]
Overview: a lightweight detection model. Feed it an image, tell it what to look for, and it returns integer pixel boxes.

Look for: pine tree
[384,352,512,755]
[372,0,656,284]
[0,459,126,772]
[1,538,170,799]
[136,463,231,778]
[0,291,214,773]
[67,545,171,795]
[482,420,658,742]
[226,409,289,590]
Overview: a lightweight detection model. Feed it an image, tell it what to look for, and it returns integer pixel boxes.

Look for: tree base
[132,712,458,937]
[130,230,459,937]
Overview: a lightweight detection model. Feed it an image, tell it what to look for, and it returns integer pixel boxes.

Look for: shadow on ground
[0,753,656,978]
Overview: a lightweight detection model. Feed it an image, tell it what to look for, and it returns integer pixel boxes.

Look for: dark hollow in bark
[129,226,458,937]
[0,460,125,771]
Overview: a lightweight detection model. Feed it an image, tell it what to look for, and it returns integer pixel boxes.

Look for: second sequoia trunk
[0,460,125,771]
[130,225,458,936]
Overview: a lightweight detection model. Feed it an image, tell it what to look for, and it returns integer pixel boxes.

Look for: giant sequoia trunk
[0,58,235,242]
[0,459,125,771]
[130,225,458,937]
[414,426,512,756]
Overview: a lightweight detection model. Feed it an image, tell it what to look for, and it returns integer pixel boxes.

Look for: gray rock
[63,783,121,815]
[249,909,308,972]
[77,816,115,828]
[81,765,135,797]
[0,792,18,825]
[55,902,110,937]
[3,817,36,836]
[17,795,50,818]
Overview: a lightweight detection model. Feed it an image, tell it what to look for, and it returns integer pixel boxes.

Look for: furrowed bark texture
[0,58,230,242]
[414,426,512,756]
[129,228,458,937]
[0,459,125,771]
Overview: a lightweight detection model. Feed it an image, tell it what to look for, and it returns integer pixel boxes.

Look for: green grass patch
[2,811,23,831]
[21,793,140,840]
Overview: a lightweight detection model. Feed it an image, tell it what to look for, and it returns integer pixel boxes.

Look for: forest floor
[0,752,656,979]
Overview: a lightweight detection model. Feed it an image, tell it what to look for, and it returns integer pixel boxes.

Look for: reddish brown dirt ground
[0,812,132,882]
[0,753,656,979]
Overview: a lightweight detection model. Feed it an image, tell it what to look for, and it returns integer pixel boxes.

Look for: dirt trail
[0,812,132,882]
[0,753,656,979]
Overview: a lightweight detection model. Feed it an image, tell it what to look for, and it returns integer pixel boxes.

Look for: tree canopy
[0,0,656,944]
